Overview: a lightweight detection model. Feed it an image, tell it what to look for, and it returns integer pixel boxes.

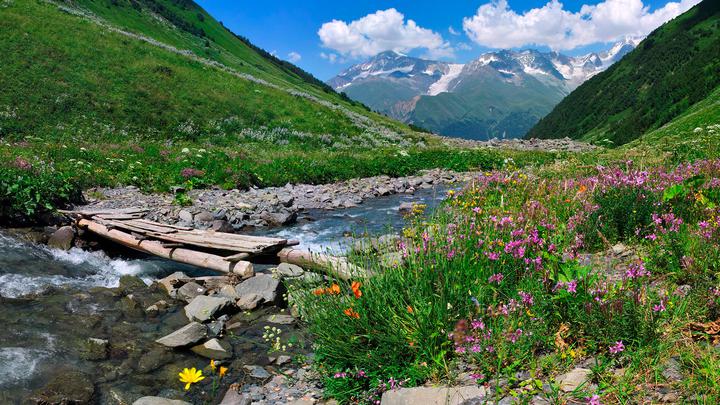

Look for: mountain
[0,0,416,146]
[527,0,720,145]
[328,40,638,140]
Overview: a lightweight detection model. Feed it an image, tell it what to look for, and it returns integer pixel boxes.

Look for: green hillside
[527,0,720,145]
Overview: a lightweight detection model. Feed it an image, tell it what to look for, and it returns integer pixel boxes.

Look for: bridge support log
[277,247,372,281]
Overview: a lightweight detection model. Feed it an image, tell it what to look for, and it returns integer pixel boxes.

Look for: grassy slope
[527,0,720,145]
[0,0,412,141]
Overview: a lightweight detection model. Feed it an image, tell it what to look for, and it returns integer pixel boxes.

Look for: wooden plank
[144,232,268,253]
[223,252,251,262]
[181,230,288,245]
[60,208,148,216]
[122,219,180,234]
[134,219,193,231]
[78,219,254,278]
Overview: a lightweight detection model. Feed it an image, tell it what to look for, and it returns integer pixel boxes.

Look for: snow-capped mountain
[327,38,640,140]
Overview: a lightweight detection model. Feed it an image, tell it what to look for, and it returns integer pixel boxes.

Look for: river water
[0,185,451,403]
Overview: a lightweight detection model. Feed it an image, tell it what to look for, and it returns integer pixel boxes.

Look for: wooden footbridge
[61,208,364,280]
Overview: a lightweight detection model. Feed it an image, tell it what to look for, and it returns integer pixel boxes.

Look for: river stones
[81,337,109,361]
[191,338,233,359]
[267,314,295,325]
[133,397,191,405]
[176,281,206,303]
[236,293,263,310]
[276,263,304,278]
[30,369,95,404]
[47,225,75,251]
[244,365,271,379]
[235,274,280,304]
[556,367,592,392]
[220,389,252,405]
[380,386,486,405]
[184,295,234,322]
[155,322,206,347]
[157,272,190,298]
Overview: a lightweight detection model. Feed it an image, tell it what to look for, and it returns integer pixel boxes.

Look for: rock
[219,284,241,299]
[191,338,233,359]
[237,293,263,310]
[381,252,404,268]
[48,226,75,251]
[137,348,173,373]
[267,314,295,325]
[376,186,392,196]
[235,274,280,304]
[155,322,206,347]
[278,194,295,208]
[244,365,271,379]
[275,355,292,365]
[133,397,192,405]
[118,275,148,292]
[81,337,109,361]
[262,211,297,226]
[145,300,169,317]
[556,368,592,392]
[399,202,414,214]
[276,263,304,278]
[662,357,683,381]
[380,386,486,405]
[30,369,95,404]
[207,318,226,338]
[212,220,234,233]
[195,211,214,223]
[176,282,207,303]
[220,390,251,405]
[178,210,194,223]
[157,272,189,298]
[184,295,234,322]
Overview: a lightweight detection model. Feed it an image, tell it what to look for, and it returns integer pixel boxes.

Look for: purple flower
[586,394,602,405]
[609,341,625,354]
[488,273,504,284]
[518,291,534,306]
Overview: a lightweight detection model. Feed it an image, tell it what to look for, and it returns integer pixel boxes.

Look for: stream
[0,184,451,404]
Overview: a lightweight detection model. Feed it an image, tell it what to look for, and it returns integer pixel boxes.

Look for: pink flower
[586,394,602,405]
[609,341,625,354]
[518,291,534,306]
[488,273,504,284]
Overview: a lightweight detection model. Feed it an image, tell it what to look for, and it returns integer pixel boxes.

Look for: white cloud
[318,8,454,59]
[457,42,473,51]
[287,51,302,63]
[448,26,460,35]
[320,52,343,63]
[462,0,701,50]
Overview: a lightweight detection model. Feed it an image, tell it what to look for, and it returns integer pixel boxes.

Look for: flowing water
[0,184,451,403]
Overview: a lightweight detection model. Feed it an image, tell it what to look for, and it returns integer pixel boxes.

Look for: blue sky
[196,0,700,80]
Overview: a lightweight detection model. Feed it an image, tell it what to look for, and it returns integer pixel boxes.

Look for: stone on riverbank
[155,322,206,348]
[157,272,189,298]
[133,397,192,405]
[220,390,251,405]
[236,293,263,310]
[556,368,592,392]
[276,263,304,278]
[81,337,109,361]
[380,386,486,405]
[184,295,234,322]
[176,281,206,303]
[47,225,75,251]
[191,338,233,359]
[235,274,280,304]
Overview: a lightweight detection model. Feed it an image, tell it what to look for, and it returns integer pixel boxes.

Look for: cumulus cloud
[287,51,302,63]
[462,0,701,50]
[448,26,460,35]
[320,52,344,63]
[318,8,453,58]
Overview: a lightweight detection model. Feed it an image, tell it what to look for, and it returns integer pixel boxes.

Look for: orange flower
[351,281,362,299]
[406,305,414,313]
[578,184,588,194]
[219,366,228,378]
[312,288,325,296]
[343,307,360,319]
[328,283,341,295]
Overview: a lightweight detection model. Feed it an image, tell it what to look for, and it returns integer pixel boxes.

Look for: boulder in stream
[47,226,75,251]
[30,369,95,404]
[235,274,280,304]
[191,338,233,359]
[155,322,206,348]
[176,281,206,303]
[184,295,234,322]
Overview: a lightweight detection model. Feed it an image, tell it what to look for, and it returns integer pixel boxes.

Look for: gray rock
[133,397,192,405]
[155,322,206,347]
[556,368,592,392]
[267,314,295,325]
[48,226,75,251]
[244,365,271,379]
[381,386,486,405]
[195,211,214,223]
[219,284,240,299]
[212,220,234,233]
[276,263,304,278]
[275,355,292,365]
[262,211,297,226]
[30,369,95,404]
[156,272,189,298]
[662,357,683,381]
[191,338,233,359]
[184,295,234,322]
[399,202,414,214]
[236,293,263,310]
[176,282,207,303]
[220,390,251,405]
[235,274,280,304]
[376,187,392,196]
[178,210,194,223]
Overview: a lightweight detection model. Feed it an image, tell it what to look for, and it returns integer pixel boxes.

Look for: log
[223,252,251,262]
[277,248,373,281]
[78,219,254,278]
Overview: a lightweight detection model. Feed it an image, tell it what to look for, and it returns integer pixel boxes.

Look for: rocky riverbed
[76,169,473,230]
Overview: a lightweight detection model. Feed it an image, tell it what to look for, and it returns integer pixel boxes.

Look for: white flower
[181,148,190,154]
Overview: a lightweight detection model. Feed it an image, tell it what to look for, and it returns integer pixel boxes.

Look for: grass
[291,158,720,404]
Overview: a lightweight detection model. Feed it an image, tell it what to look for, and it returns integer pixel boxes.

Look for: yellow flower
[179,367,205,391]
[210,359,217,372]
[219,366,228,377]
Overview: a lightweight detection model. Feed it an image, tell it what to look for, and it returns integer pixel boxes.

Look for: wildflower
[210,359,216,372]
[219,366,228,377]
[351,281,362,299]
[566,280,578,293]
[329,283,341,295]
[518,291,534,306]
[471,319,485,330]
[178,367,205,390]
[488,273,504,284]
[469,373,485,380]
[343,308,360,319]
[334,372,348,378]
[609,341,625,354]
[586,394,602,405]
[653,298,667,313]
[406,305,414,313]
